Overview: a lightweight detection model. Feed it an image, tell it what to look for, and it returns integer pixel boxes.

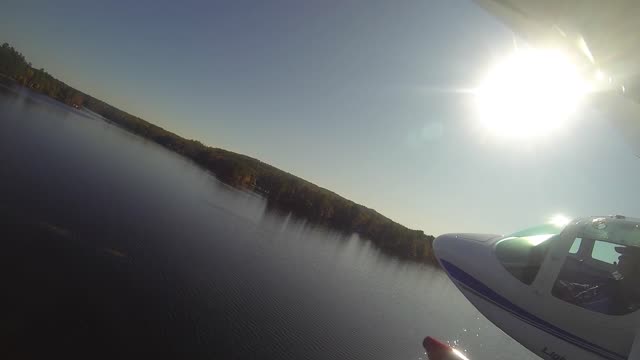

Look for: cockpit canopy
[496,215,640,315]
[577,216,640,247]
[495,222,565,284]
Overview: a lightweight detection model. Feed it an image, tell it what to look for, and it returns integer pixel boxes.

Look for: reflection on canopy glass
[496,223,565,284]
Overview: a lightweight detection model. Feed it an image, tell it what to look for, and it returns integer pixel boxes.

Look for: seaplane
[423,1,640,359]
[426,215,640,360]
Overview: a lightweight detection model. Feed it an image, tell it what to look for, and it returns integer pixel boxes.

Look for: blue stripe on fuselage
[440,260,626,360]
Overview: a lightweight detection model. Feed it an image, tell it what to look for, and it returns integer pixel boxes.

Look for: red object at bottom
[423,336,453,360]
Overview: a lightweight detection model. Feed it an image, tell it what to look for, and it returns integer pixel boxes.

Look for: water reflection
[0,84,537,359]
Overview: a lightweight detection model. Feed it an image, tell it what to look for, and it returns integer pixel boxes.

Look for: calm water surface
[0,85,538,359]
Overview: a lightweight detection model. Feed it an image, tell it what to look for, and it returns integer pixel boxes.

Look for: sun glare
[474,48,588,138]
[549,214,572,227]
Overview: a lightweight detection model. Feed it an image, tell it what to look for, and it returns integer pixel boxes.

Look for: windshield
[495,223,565,284]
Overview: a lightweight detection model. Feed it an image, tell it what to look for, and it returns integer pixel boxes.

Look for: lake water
[0,85,538,359]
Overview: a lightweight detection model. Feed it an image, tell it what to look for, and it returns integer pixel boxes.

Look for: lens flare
[549,214,572,227]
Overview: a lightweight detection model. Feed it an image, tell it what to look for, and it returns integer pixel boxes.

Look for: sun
[474,48,589,138]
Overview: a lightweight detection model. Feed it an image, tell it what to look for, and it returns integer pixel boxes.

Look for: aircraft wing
[473,0,640,155]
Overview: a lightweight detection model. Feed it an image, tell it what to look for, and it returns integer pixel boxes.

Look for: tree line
[0,41,437,264]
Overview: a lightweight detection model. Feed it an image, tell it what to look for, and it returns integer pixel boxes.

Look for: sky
[2,0,640,235]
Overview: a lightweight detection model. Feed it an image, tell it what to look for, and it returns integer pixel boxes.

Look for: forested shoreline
[0,42,437,264]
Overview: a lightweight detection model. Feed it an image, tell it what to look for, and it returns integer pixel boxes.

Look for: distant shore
[0,41,437,265]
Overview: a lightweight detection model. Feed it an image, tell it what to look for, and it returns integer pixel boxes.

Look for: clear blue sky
[3,0,640,235]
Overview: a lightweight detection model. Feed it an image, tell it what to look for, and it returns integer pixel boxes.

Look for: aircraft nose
[433,233,501,268]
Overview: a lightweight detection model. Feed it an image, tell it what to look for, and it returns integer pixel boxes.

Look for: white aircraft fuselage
[434,216,640,360]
